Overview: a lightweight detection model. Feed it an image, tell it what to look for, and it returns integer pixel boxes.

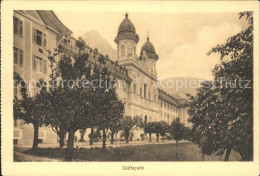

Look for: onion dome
[140,37,159,60]
[114,13,139,43]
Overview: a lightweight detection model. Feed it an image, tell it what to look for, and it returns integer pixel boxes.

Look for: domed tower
[115,13,139,61]
[140,37,159,74]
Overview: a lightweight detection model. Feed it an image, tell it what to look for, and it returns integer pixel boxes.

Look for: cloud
[157,22,242,80]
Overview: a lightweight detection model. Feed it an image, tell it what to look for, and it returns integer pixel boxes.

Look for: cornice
[128,102,159,113]
[119,60,157,82]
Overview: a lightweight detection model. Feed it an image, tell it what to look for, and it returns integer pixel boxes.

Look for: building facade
[13,11,190,145]
[113,13,189,126]
[13,10,73,145]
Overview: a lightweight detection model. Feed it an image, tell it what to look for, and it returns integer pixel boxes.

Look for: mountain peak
[81,30,117,60]
[158,77,206,99]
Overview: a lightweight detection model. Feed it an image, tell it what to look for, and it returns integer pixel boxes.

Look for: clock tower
[140,37,159,75]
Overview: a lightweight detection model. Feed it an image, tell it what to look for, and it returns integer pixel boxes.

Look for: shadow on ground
[14,142,241,162]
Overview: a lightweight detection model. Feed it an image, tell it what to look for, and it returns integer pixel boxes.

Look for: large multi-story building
[13,10,74,145]
[13,10,190,146]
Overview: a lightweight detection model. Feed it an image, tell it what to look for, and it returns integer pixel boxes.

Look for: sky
[54,11,249,80]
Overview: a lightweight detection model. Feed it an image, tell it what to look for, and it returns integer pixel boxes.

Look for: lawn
[17,142,241,161]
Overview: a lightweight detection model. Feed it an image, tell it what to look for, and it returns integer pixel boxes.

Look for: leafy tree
[88,129,102,142]
[106,93,125,145]
[122,116,143,143]
[43,53,94,161]
[158,121,169,142]
[188,12,253,161]
[90,57,125,149]
[170,118,185,160]
[154,122,161,142]
[188,82,223,160]
[79,128,87,142]
[110,117,124,144]
[182,126,192,141]
[53,125,67,148]
[39,49,71,148]
[144,122,156,142]
[13,73,47,149]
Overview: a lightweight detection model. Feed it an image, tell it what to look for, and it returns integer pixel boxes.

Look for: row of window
[13,47,47,74]
[160,111,176,119]
[14,16,47,47]
[133,83,157,101]
[160,101,178,113]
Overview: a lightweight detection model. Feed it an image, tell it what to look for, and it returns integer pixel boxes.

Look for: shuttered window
[13,47,18,64]
[33,28,47,47]
[13,16,23,37]
[19,50,23,66]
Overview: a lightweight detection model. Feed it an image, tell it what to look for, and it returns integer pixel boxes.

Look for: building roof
[158,88,189,107]
[118,13,136,35]
[140,37,159,61]
[37,10,73,36]
[114,13,139,43]
[141,37,156,54]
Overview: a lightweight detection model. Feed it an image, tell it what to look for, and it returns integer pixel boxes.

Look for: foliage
[41,46,125,158]
[121,116,143,143]
[182,126,192,141]
[188,12,253,161]
[170,118,185,143]
[144,121,169,142]
[89,57,125,148]
[158,121,170,141]
[144,122,156,142]
[88,129,102,142]
[13,73,48,149]
[79,128,87,142]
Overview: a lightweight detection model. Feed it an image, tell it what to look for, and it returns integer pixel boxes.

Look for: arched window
[128,45,133,59]
[121,45,125,56]
[134,83,136,93]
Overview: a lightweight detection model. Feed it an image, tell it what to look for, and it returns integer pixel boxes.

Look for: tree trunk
[115,132,118,141]
[111,131,114,144]
[156,133,159,142]
[65,129,75,161]
[80,134,84,142]
[32,124,39,150]
[176,140,178,161]
[224,146,232,161]
[126,131,129,144]
[102,128,106,150]
[59,134,65,148]
[149,133,151,142]
[90,128,94,145]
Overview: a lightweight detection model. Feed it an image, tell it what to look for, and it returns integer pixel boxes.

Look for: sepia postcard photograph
[1,1,260,176]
